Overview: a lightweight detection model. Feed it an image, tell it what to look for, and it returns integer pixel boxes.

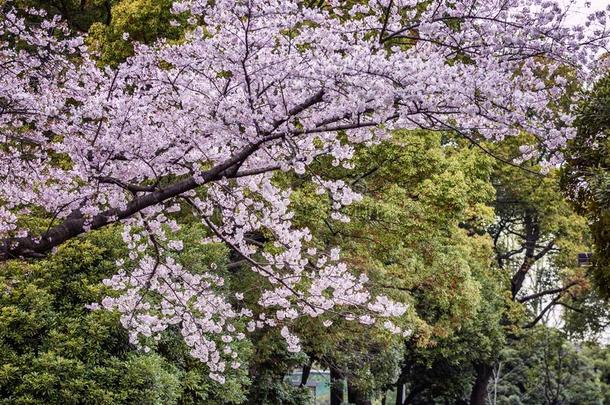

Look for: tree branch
[524,294,562,328]
[517,281,578,303]
[0,90,326,261]
[0,141,259,261]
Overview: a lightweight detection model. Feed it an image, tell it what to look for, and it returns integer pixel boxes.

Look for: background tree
[489,327,605,405]
[266,130,498,404]
[563,73,610,299]
[467,137,595,405]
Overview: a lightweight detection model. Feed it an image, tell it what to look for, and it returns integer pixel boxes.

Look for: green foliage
[582,343,610,404]
[87,0,186,66]
[561,287,610,341]
[17,0,186,66]
[380,133,603,403]
[494,136,589,267]
[492,328,606,405]
[488,135,593,332]
[0,227,249,404]
[293,130,496,337]
[280,130,501,400]
[8,0,113,32]
[396,255,506,403]
[562,74,610,298]
[244,332,311,405]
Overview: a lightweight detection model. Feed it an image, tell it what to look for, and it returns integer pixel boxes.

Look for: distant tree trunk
[347,379,372,405]
[403,385,425,405]
[470,363,493,405]
[330,366,344,405]
[395,382,404,405]
[381,393,387,405]
[490,362,502,405]
[509,210,539,298]
[300,361,312,387]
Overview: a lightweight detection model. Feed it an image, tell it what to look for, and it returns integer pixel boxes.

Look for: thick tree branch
[510,211,540,298]
[0,90,326,261]
[517,281,578,303]
[0,143,255,261]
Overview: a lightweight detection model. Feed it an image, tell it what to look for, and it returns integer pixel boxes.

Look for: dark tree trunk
[395,382,404,405]
[347,379,372,405]
[330,366,344,405]
[299,361,312,387]
[402,384,428,405]
[403,385,425,405]
[470,363,493,405]
[510,210,539,298]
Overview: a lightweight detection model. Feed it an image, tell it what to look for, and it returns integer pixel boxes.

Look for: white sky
[561,0,610,25]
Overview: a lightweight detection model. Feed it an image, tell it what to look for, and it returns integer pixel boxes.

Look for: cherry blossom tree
[0,0,608,382]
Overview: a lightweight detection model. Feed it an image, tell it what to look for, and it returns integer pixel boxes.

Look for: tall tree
[563,73,610,299]
[288,130,497,404]
[468,136,596,405]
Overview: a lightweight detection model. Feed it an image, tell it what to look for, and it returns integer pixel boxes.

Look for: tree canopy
[0,0,609,404]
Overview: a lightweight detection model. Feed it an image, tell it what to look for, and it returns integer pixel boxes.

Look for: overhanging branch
[0,90,328,261]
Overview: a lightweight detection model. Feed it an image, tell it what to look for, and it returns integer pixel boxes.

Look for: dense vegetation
[1,1,609,404]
